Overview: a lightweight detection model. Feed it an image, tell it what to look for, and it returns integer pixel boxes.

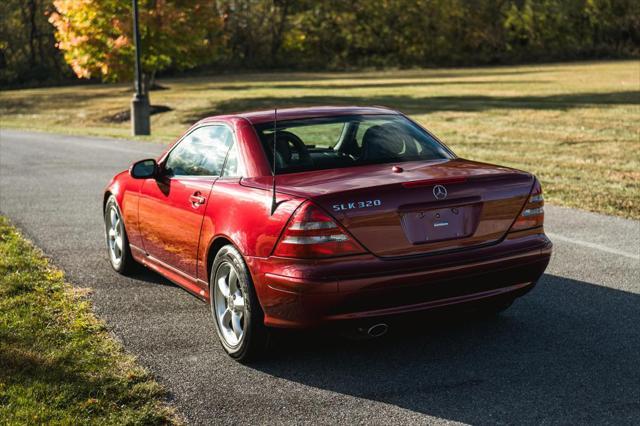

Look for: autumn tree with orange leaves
[49,0,221,85]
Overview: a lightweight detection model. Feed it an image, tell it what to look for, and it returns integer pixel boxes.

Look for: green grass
[1,60,639,218]
[0,216,178,425]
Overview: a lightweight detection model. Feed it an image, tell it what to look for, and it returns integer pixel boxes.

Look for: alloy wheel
[106,205,124,266]
[213,261,246,347]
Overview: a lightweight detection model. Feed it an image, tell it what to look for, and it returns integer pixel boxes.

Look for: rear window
[254,114,453,174]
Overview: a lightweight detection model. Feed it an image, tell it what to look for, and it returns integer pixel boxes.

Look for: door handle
[189,192,206,207]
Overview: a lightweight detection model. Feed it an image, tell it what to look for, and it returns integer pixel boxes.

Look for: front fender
[103,170,144,248]
[103,170,128,211]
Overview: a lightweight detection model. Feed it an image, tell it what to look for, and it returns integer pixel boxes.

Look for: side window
[221,142,239,177]
[165,126,233,177]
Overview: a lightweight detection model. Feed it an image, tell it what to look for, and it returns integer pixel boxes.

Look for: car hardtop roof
[199,106,400,125]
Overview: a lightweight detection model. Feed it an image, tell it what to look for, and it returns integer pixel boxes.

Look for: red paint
[402,176,467,188]
[138,175,215,278]
[104,106,552,328]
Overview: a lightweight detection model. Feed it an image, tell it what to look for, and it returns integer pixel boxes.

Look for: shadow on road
[118,264,640,423]
[243,274,640,423]
[128,268,176,288]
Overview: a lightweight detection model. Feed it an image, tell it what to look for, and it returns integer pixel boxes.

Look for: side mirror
[130,159,158,179]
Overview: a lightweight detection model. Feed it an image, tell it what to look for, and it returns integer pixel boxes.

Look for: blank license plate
[401,206,476,244]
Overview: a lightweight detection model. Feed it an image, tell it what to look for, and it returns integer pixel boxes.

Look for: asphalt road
[1,129,639,425]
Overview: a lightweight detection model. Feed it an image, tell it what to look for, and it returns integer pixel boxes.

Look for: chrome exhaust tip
[367,323,389,338]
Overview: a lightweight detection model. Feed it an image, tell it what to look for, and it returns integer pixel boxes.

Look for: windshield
[254,114,453,174]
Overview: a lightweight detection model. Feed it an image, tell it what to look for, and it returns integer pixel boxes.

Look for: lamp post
[131,0,150,135]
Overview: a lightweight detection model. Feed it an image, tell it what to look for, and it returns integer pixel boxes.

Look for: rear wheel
[104,195,137,275]
[210,245,268,362]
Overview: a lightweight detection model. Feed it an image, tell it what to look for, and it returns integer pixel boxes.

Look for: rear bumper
[246,230,552,328]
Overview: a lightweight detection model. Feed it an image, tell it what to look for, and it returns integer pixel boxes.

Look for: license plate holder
[401,205,477,244]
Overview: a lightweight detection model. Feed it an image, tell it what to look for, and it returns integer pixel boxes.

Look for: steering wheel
[273,131,311,166]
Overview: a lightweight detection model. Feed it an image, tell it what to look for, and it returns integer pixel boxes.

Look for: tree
[216,0,297,67]
[0,0,69,86]
[49,0,221,85]
[3,0,638,86]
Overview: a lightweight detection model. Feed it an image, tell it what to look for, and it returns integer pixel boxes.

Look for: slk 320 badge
[333,199,382,212]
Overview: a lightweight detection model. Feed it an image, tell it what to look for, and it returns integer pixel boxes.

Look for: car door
[138,124,234,279]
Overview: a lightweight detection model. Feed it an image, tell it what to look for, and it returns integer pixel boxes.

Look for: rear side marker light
[282,235,349,244]
[510,178,545,232]
[288,221,337,231]
[273,202,366,258]
[522,207,544,217]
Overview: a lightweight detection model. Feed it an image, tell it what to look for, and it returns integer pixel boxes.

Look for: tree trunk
[142,69,158,93]
[270,0,290,65]
[148,69,157,91]
[27,0,38,67]
[142,72,150,95]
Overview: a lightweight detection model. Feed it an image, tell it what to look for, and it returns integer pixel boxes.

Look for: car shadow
[127,267,177,288]
[246,274,640,423]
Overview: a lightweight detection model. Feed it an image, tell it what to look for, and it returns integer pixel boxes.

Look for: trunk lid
[245,159,534,257]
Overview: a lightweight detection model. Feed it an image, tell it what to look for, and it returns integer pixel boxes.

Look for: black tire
[209,245,269,362]
[104,195,137,275]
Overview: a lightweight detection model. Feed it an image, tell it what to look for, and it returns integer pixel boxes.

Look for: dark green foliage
[0,0,72,87]
[1,0,638,86]
[274,0,639,69]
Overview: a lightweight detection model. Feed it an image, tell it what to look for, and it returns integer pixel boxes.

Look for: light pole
[131,0,150,135]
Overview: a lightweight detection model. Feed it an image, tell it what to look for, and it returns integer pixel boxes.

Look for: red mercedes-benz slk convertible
[104,106,551,361]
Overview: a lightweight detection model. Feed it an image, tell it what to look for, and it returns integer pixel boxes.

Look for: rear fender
[197,179,305,290]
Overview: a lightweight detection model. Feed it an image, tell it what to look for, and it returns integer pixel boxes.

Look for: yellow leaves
[47,0,223,82]
[47,11,60,25]
[113,35,129,49]
[69,34,89,47]
[70,58,91,79]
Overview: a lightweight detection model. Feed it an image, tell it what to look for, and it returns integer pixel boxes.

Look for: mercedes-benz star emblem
[433,184,447,200]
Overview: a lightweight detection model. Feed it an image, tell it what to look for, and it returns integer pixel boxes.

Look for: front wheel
[104,195,137,275]
[210,245,269,362]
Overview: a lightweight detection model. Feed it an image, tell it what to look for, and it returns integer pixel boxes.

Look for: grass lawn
[0,216,178,424]
[1,60,638,219]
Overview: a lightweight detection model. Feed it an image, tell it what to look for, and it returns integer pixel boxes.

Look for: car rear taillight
[273,202,366,258]
[510,178,545,232]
